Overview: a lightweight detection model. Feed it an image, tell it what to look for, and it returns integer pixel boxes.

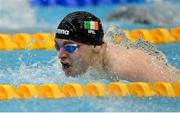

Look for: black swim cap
[55,11,104,45]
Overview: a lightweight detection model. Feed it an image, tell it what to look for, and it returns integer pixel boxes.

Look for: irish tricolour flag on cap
[84,21,99,30]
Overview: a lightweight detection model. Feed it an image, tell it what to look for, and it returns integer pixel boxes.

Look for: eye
[63,44,79,53]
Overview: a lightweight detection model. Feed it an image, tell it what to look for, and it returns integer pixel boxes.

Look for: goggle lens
[55,42,79,53]
[64,44,79,53]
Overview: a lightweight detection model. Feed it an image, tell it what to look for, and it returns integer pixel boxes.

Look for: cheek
[71,50,92,69]
[69,55,88,74]
[71,54,90,66]
[72,56,83,64]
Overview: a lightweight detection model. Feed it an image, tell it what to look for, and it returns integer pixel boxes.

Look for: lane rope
[0,28,179,50]
[0,82,179,100]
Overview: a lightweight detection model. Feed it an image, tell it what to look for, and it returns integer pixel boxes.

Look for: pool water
[0,96,179,112]
[0,43,179,112]
[0,0,180,112]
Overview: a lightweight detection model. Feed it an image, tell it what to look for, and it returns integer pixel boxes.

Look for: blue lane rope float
[0,82,179,100]
[29,0,146,7]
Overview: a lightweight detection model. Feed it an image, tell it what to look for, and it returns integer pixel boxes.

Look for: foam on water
[0,0,36,29]
[0,0,55,33]
[104,2,180,27]
[0,51,110,85]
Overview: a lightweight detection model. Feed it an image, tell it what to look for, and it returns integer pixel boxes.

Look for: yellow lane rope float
[0,28,180,50]
[0,82,179,100]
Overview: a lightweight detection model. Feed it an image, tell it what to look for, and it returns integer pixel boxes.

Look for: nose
[58,49,67,59]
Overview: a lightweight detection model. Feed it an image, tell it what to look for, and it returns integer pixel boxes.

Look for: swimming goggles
[55,43,80,53]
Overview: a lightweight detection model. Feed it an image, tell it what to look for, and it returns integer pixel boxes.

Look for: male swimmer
[55,11,180,83]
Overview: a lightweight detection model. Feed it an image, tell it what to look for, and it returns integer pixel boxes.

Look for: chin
[64,70,84,77]
[64,70,78,77]
[62,64,88,77]
[65,73,76,77]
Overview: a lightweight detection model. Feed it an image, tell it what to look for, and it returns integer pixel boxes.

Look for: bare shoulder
[106,45,151,62]
[104,44,179,82]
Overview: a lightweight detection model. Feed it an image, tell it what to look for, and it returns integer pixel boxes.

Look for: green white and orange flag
[84,21,99,30]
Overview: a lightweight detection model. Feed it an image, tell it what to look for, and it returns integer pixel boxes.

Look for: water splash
[104,25,132,48]
[104,25,180,79]
[104,25,169,65]
[104,2,180,27]
[0,0,36,29]
[0,53,111,85]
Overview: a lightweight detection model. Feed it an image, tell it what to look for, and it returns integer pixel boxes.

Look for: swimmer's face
[55,38,94,77]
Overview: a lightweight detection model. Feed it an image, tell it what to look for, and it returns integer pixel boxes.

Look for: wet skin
[55,38,180,83]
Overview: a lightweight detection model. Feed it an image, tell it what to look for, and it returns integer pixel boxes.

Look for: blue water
[0,97,179,112]
[0,1,180,112]
[0,43,179,112]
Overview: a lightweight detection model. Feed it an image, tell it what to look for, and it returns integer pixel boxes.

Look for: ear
[91,45,102,53]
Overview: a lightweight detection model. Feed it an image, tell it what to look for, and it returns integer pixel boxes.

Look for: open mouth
[61,61,71,70]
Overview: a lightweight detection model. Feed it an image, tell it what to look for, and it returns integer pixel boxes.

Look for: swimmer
[55,11,180,83]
